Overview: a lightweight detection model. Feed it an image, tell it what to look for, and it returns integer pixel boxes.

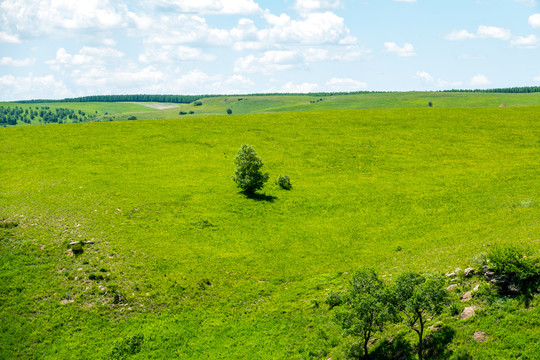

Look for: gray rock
[461,291,473,302]
[445,272,456,278]
[464,267,476,277]
[473,284,480,292]
[447,284,458,291]
[473,331,488,343]
[461,306,477,320]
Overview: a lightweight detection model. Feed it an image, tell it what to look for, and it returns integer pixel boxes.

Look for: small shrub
[485,245,540,297]
[198,278,212,290]
[326,291,343,309]
[226,108,232,115]
[70,243,84,255]
[111,334,144,359]
[0,220,18,229]
[449,302,462,316]
[188,111,194,114]
[89,273,104,281]
[193,100,203,106]
[276,175,292,190]
[179,111,187,115]
[127,116,137,120]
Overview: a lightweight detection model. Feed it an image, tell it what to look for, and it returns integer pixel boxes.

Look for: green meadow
[1,104,539,358]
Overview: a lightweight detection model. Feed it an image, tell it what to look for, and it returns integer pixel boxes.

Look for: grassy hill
[1,105,539,358]
[3,91,540,126]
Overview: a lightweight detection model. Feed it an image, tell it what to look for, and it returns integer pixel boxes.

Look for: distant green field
[1,106,539,359]
[3,91,540,126]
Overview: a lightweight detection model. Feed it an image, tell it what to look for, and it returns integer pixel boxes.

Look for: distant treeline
[18,94,206,104]
[442,86,540,94]
[14,86,540,104]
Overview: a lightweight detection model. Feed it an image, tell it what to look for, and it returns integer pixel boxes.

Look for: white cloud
[394,0,416,2]
[281,81,319,93]
[325,77,368,91]
[139,45,215,63]
[530,14,540,28]
[74,65,166,89]
[259,11,356,45]
[0,0,131,38]
[0,74,71,100]
[516,0,537,6]
[0,31,20,43]
[511,34,540,48]
[416,71,434,83]
[470,74,491,86]
[233,44,369,74]
[534,75,540,82]
[477,25,511,40]
[0,57,35,67]
[446,26,512,41]
[234,51,302,73]
[445,29,476,41]
[294,0,342,14]
[384,42,416,56]
[47,46,124,69]
[153,0,262,15]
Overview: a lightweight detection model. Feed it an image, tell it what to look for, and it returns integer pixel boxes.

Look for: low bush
[277,175,292,190]
[110,334,144,359]
[484,245,540,297]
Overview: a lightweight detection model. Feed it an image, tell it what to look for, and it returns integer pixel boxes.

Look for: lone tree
[336,268,390,360]
[390,273,448,360]
[232,144,269,195]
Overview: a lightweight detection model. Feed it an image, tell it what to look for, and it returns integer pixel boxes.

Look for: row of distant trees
[0,105,94,125]
[15,86,540,104]
[19,94,204,104]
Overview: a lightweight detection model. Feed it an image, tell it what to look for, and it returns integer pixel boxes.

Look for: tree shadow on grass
[240,191,277,202]
[368,334,414,360]
[424,325,456,360]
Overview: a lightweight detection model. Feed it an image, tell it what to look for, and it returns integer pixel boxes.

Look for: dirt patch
[131,102,180,110]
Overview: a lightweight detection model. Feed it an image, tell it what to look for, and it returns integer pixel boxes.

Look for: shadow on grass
[240,191,277,202]
[368,334,414,360]
[424,325,456,360]
[366,326,455,360]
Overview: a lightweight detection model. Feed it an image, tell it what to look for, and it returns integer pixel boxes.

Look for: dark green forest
[0,105,94,126]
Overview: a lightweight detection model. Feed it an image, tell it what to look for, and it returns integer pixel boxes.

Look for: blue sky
[1,0,539,100]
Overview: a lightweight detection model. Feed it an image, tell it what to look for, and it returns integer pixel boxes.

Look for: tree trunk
[363,336,369,360]
[418,313,424,360]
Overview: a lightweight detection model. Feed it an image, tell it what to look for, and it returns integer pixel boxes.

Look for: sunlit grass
[0,106,538,358]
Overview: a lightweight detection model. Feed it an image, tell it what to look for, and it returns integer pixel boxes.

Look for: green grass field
[1,105,539,358]
[3,91,540,125]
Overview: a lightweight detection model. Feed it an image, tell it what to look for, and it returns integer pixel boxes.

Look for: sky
[0,0,539,100]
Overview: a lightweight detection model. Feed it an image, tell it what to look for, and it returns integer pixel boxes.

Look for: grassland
[3,91,540,125]
[1,104,539,359]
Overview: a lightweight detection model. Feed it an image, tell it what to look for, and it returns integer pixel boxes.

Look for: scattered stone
[461,291,473,302]
[66,249,74,257]
[84,240,94,245]
[60,299,74,305]
[455,267,463,275]
[69,241,80,246]
[473,331,488,343]
[461,306,477,320]
[473,284,480,292]
[445,272,456,278]
[447,284,458,291]
[464,267,476,277]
